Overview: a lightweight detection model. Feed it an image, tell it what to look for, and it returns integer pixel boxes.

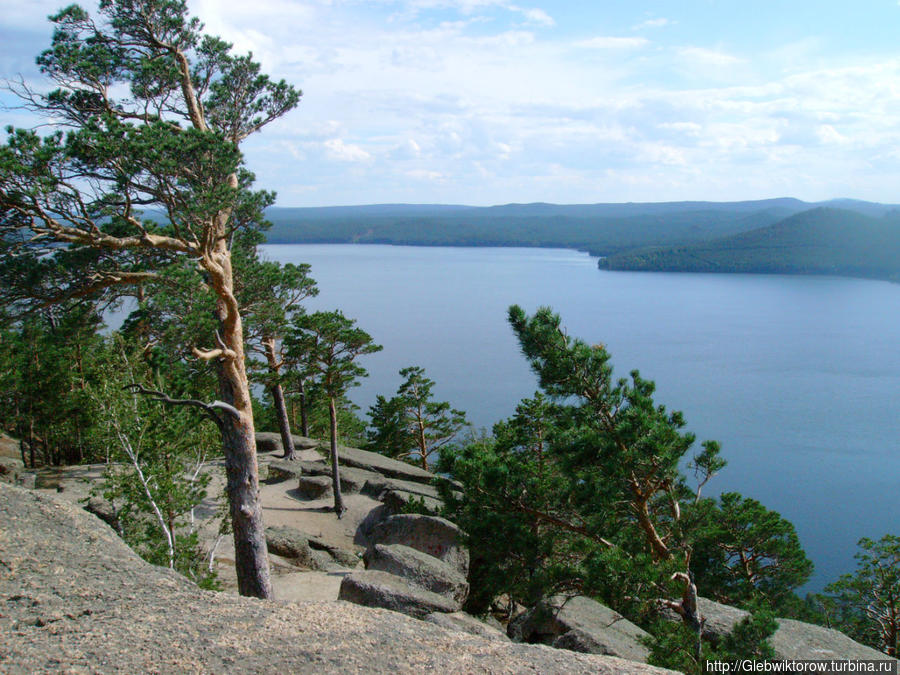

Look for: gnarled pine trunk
[217,363,272,598]
[205,225,273,599]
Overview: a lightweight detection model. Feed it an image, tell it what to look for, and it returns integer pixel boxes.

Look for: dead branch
[124,383,240,430]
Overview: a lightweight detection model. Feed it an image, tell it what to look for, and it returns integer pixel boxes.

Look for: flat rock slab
[516,596,650,664]
[256,432,321,455]
[267,460,305,482]
[308,536,361,569]
[332,444,437,485]
[425,612,510,642]
[339,569,461,618]
[772,618,891,659]
[362,476,442,501]
[381,490,444,515]
[0,483,678,675]
[269,459,378,495]
[0,456,25,483]
[333,465,384,495]
[365,543,468,604]
[371,514,469,577]
[291,461,382,496]
[662,597,891,660]
[267,525,360,570]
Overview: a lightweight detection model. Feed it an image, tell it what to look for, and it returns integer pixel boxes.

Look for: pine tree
[825,535,900,656]
[688,492,813,611]
[0,0,300,598]
[367,366,467,470]
[286,311,381,517]
[236,236,317,460]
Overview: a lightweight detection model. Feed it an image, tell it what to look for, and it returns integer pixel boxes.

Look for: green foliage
[647,610,777,674]
[89,338,221,589]
[298,390,368,448]
[688,492,813,612]
[285,310,380,514]
[286,311,380,399]
[441,305,813,636]
[261,202,900,282]
[262,201,810,256]
[367,366,468,470]
[441,305,725,618]
[1,0,303,598]
[438,394,581,613]
[824,534,900,656]
[0,306,108,466]
[718,610,778,660]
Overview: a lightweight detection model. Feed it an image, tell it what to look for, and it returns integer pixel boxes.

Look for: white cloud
[633,18,671,30]
[576,36,649,49]
[817,125,849,145]
[0,0,80,31]
[515,7,555,27]
[390,138,423,159]
[406,169,445,181]
[658,121,703,136]
[9,0,899,204]
[393,0,553,26]
[323,138,373,162]
[677,46,744,66]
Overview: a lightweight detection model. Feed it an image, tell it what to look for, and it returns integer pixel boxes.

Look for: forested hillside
[600,208,900,281]
[263,199,813,255]
[264,200,900,281]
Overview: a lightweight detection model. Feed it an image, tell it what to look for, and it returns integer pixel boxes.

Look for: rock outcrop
[254,432,319,455]
[369,514,469,576]
[661,597,891,660]
[510,596,651,663]
[424,612,511,642]
[265,525,359,571]
[364,543,469,604]
[259,434,435,486]
[3,483,678,673]
[339,514,472,619]
[338,569,461,618]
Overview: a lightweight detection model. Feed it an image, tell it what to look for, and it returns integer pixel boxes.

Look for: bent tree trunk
[270,383,296,460]
[263,338,296,460]
[205,233,273,599]
[298,378,309,437]
[328,397,345,518]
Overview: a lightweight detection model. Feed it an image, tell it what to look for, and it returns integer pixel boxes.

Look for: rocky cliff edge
[0,483,672,674]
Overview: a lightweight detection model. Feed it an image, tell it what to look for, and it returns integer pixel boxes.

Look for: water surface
[262,243,900,590]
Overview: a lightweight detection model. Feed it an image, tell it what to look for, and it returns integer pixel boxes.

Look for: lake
[261,243,900,591]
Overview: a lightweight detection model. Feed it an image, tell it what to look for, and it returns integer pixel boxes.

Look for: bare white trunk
[114,425,176,570]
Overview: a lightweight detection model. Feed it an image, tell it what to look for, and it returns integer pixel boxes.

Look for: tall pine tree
[0,0,300,598]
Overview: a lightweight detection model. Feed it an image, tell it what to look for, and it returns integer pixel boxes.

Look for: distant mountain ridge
[262,199,900,282]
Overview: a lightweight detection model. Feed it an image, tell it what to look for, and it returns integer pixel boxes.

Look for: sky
[3,0,900,206]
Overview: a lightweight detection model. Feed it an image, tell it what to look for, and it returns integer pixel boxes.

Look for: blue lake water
[261,243,900,591]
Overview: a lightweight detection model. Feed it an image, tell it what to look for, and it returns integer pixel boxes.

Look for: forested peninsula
[264,199,900,282]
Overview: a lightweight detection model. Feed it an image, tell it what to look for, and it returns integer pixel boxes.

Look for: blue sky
[3,0,900,206]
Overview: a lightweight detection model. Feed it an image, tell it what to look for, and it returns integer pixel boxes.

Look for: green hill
[599,207,900,282]
[263,199,813,255]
